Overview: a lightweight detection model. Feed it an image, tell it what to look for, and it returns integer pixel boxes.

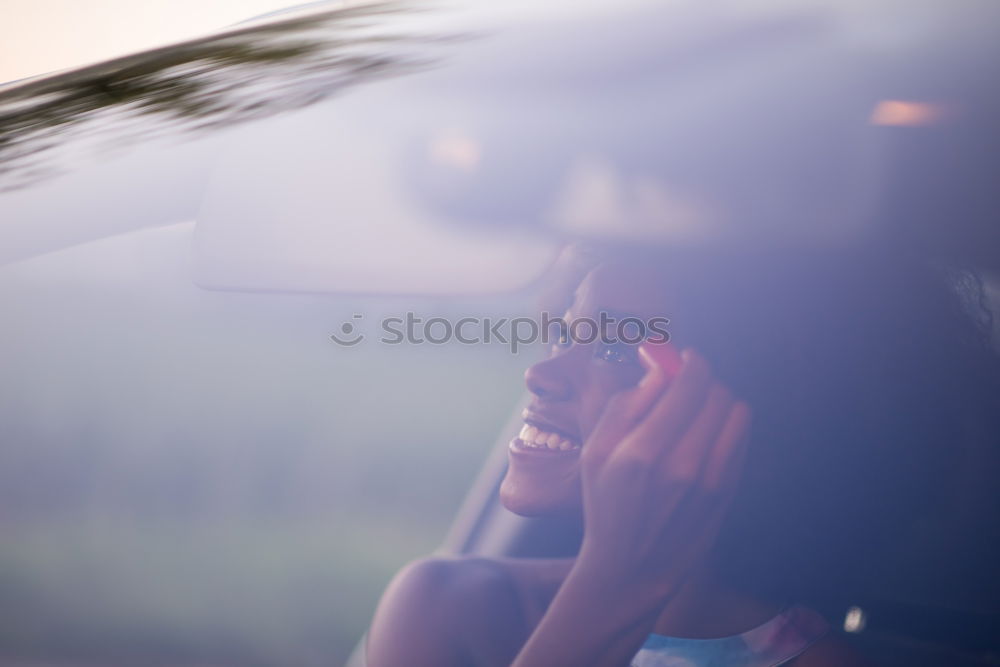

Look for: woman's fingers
[588,346,750,502]
[582,358,670,467]
[615,349,713,463]
[638,340,682,378]
[658,383,734,483]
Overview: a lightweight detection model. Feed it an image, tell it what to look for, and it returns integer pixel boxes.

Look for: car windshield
[0,223,535,663]
[1,3,546,663]
[2,0,999,665]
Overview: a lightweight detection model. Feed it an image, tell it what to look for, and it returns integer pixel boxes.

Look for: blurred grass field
[0,224,536,665]
[0,513,451,665]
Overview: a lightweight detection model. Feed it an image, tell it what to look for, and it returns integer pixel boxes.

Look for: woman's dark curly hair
[589,241,1000,606]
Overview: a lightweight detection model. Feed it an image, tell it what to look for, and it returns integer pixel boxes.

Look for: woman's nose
[524,356,573,401]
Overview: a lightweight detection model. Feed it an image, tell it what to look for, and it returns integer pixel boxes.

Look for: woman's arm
[508,560,667,666]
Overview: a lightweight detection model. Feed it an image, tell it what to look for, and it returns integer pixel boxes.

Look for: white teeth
[517,424,580,451]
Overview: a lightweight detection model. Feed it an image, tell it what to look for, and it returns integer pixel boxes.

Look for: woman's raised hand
[574,344,751,607]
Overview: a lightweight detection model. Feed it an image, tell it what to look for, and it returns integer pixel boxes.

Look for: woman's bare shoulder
[382,554,571,598]
[367,555,571,667]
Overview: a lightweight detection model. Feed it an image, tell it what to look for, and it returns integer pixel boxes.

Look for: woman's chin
[499,474,580,517]
[498,486,547,517]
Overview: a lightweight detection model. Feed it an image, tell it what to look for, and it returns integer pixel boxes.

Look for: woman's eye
[595,342,634,364]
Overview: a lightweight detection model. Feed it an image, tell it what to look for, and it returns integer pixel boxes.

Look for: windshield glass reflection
[0,1,447,191]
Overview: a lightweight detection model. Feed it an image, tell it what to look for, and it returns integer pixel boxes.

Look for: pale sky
[1,0,319,83]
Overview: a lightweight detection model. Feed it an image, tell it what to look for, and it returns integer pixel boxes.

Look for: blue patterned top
[631,605,829,667]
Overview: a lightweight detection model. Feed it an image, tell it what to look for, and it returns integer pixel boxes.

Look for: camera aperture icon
[330,314,365,346]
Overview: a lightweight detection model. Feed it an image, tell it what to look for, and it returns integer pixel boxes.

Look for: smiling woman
[3,0,1000,664]
[366,243,1000,666]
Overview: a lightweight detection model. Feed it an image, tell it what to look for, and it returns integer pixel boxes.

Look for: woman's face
[499,260,680,516]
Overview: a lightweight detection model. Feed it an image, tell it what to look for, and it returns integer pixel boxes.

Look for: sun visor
[193,98,559,295]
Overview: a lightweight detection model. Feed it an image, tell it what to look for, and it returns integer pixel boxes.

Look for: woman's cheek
[601,362,645,393]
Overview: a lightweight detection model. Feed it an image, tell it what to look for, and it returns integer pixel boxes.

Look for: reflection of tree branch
[0,2,447,191]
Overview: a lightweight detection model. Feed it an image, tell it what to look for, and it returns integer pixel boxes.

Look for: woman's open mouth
[510,423,581,453]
